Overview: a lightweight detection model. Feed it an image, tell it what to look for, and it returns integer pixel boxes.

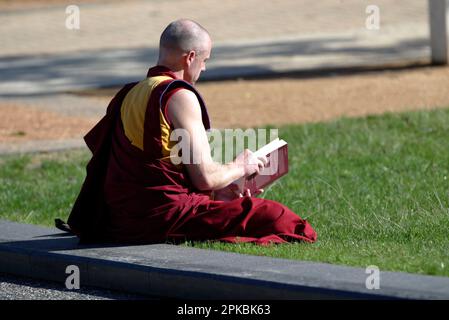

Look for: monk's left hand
[239,188,264,198]
[213,187,264,201]
[212,183,241,202]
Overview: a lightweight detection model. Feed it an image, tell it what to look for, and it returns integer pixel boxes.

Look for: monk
[62,19,317,246]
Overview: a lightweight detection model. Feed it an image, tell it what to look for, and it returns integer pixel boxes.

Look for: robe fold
[67,66,317,245]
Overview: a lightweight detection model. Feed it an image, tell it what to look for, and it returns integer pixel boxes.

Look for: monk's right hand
[234,149,268,177]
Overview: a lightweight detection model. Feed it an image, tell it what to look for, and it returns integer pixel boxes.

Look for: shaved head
[159,19,210,55]
[157,19,212,84]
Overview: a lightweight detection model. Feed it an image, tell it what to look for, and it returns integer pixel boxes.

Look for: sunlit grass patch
[1,108,448,276]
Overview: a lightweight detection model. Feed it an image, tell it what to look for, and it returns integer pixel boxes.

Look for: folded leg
[168,196,317,245]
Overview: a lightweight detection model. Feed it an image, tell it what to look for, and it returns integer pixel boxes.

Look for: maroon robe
[67,66,317,245]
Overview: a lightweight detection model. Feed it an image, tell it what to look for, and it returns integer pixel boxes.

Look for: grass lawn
[1,108,448,276]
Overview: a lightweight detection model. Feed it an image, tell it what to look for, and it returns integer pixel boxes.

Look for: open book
[228,138,289,195]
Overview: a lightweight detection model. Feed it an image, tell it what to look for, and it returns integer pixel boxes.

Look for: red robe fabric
[68,66,317,246]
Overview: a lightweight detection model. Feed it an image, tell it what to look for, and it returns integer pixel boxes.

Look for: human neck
[157,60,184,80]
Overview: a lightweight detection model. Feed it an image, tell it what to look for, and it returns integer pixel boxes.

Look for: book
[229,138,289,195]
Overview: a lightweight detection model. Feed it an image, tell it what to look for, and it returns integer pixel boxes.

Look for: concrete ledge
[1,220,448,299]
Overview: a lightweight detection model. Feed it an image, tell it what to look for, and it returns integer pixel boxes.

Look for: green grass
[0,150,89,226]
[1,108,449,276]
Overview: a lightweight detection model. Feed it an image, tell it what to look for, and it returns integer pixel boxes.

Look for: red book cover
[230,138,289,195]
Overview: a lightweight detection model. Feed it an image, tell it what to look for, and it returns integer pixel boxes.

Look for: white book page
[253,138,287,157]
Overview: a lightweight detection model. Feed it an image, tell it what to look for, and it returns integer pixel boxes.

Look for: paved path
[0,0,429,57]
[0,273,150,300]
[0,0,436,96]
[0,138,86,155]
[0,25,431,97]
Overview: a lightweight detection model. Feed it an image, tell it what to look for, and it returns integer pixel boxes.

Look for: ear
[185,50,196,66]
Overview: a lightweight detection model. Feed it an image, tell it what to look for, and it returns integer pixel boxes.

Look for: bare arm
[166,89,266,191]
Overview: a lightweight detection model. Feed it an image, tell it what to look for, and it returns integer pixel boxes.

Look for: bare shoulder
[167,88,202,127]
[168,88,199,107]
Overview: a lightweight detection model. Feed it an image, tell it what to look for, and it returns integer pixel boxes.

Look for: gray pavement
[0,138,86,155]
[0,27,431,97]
[1,220,449,300]
[0,273,150,300]
[0,0,429,57]
[0,0,437,97]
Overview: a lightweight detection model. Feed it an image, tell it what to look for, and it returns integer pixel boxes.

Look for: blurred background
[0,0,434,90]
[0,0,448,152]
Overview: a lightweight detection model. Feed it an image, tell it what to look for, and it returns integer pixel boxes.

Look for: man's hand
[240,188,264,197]
[212,176,265,202]
[212,150,267,201]
[234,149,268,177]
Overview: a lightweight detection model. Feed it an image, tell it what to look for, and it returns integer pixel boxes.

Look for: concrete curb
[1,220,448,300]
